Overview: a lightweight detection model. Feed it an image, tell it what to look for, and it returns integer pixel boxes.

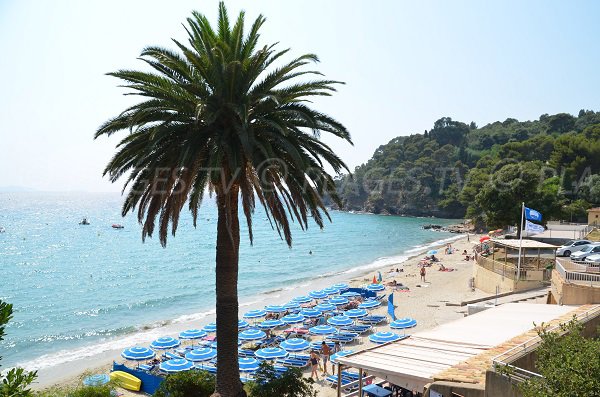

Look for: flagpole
[516,202,525,284]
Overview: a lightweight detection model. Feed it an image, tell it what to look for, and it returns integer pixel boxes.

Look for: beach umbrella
[254,347,288,360]
[359,300,381,309]
[243,309,267,319]
[328,296,349,306]
[279,338,310,352]
[239,328,267,341]
[281,313,306,325]
[427,250,438,255]
[330,350,354,364]
[369,331,402,344]
[264,305,287,313]
[345,308,368,318]
[185,348,217,362]
[308,290,328,299]
[309,325,337,336]
[121,346,155,361]
[322,287,340,295]
[239,357,261,372]
[202,322,217,333]
[160,358,194,373]
[283,301,300,309]
[327,315,354,327]
[238,320,250,330]
[314,303,336,312]
[479,236,490,243]
[341,291,361,298]
[366,283,385,292]
[331,283,350,292]
[150,336,180,350]
[300,308,322,318]
[179,329,207,340]
[258,319,284,329]
[390,317,417,329]
[82,374,110,386]
[292,295,312,304]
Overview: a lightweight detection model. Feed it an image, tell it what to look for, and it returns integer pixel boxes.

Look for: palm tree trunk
[213,186,246,397]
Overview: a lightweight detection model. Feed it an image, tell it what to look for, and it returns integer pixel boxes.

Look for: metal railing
[555,259,600,287]
[492,305,600,382]
[477,256,551,281]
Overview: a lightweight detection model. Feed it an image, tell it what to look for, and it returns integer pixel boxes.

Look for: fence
[556,259,600,287]
[477,256,550,281]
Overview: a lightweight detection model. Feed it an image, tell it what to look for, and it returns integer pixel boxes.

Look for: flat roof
[337,303,575,391]
[491,239,558,249]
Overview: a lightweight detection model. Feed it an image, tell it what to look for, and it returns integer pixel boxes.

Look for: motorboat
[79,218,90,225]
[0,227,5,233]
[112,224,124,229]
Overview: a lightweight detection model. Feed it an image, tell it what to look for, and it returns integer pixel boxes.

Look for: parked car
[584,253,600,264]
[556,240,592,257]
[570,244,600,261]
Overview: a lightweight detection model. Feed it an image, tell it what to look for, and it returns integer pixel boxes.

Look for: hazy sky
[1,0,599,192]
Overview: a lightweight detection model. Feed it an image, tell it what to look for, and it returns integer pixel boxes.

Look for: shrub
[247,363,316,397]
[154,370,215,397]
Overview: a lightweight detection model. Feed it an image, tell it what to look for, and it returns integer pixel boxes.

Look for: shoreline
[30,232,471,390]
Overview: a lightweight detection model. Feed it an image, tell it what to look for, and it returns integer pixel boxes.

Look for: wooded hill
[336,110,600,228]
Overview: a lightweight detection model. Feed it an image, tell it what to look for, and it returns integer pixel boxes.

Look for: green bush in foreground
[34,385,113,397]
[154,370,215,397]
[247,363,316,397]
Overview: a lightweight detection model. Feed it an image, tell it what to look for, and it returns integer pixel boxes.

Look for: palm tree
[95,3,351,396]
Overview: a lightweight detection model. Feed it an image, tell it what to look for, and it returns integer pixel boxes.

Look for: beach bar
[473,239,557,294]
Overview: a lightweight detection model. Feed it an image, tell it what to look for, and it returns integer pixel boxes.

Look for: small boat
[109,371,141,391]
[79,218,90,225]
[0,227,5,233]
[112,224,124,229]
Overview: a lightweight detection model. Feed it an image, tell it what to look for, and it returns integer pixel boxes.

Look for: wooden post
[337,364,342,397]
[359,367,363,396]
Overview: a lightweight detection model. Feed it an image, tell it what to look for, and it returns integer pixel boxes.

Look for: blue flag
[525,207,542,222]
[377,271,383,283]
[387,293,396,321]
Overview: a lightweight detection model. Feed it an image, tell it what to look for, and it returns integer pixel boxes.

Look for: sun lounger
[238,348,256,358]
[163,351,183,360]
[275,357,308,368]
[358,315,387,324]
[138,364,154,372]
[341,370,360,380]
[310,341,335,350]
[340,324,372,334]
[273,365,289,374]
[289,353,310,361]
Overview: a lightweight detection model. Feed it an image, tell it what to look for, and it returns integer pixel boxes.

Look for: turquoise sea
[0,192,459,370]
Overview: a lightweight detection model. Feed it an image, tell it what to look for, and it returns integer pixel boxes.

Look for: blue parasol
[121,346,155,361]
[160,358,194,373]
[258,319,284,329]
[327,315,354,327]
[239,357,260,372]
[254,347,288,360]
[328,296,349,306]
[309,325,337,336]
[179,329,207,340]
[264,305,287,313]
[150,336,180,350]
[366,283,385,292]
[185,347,217,362]
[281,313,306,324]
[279,338,310,352]
[308,290,328,299]
[390,317,417,329]
[292,295,312,304]
[239,328,267,341]
[243,309,267,319]
[345,308,368,318]
[202,322,217,333]
[369,331,402,344]
[358,300,381,309]
[300,308,322,318]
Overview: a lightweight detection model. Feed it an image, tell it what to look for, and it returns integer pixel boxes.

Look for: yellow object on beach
[109,371,141,391]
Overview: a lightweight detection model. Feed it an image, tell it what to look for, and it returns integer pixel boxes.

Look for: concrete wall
[550,270,600,304]
[589,210,600,226]
[425,381,485,397]
[473,264,544,294]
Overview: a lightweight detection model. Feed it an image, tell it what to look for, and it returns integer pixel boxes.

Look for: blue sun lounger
[238,348,256,358]
[275,357,309,368]
[358,315,387,324]
[340,324,372,334]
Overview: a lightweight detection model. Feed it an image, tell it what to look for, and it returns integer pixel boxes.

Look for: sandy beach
[35,233,489,396]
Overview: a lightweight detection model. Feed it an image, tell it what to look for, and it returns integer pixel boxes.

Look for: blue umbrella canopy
[345,308,368,318]
[390,318,418,329]
[331,283,350,292]
[121,346,155,361]
[340,291,361,298]
[160,358,194,373]
[327,315,354,327]
[258,319,284,329]
[243,309,267,319]
[238,320,250,330]
[239,357,260,372]
[314,303,336,312]
[202,322,217,333]
[83,374,110,386]
[239,328,267,341]
[150,336,180,350]
[185,348,217,362]
[359,300,381,309]
[300,308,322,318]
[254,347,288,360]
[322,287,340,295]
[328,296,349,306]
[427,250,438,255]
[330,350,354,364]
[369,331,402,344]
[179,329,207,340]
[309,325,337,335]
[366,283,385,292]
[279,338,310,352]
[283,301,300,309]
[308,290,328,299]
[292,295,312,304]
[264,305,287,313]
[281,313,306,324]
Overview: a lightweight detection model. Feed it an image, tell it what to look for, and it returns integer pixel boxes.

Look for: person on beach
[420,266,426,282]
[331,341,341,374]
[310,350,320,380]
[320,341,331,375]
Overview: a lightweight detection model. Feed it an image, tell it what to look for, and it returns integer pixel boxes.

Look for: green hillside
[336,110,600,228]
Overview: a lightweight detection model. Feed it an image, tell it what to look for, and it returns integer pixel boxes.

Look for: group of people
[309,340,341,380]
